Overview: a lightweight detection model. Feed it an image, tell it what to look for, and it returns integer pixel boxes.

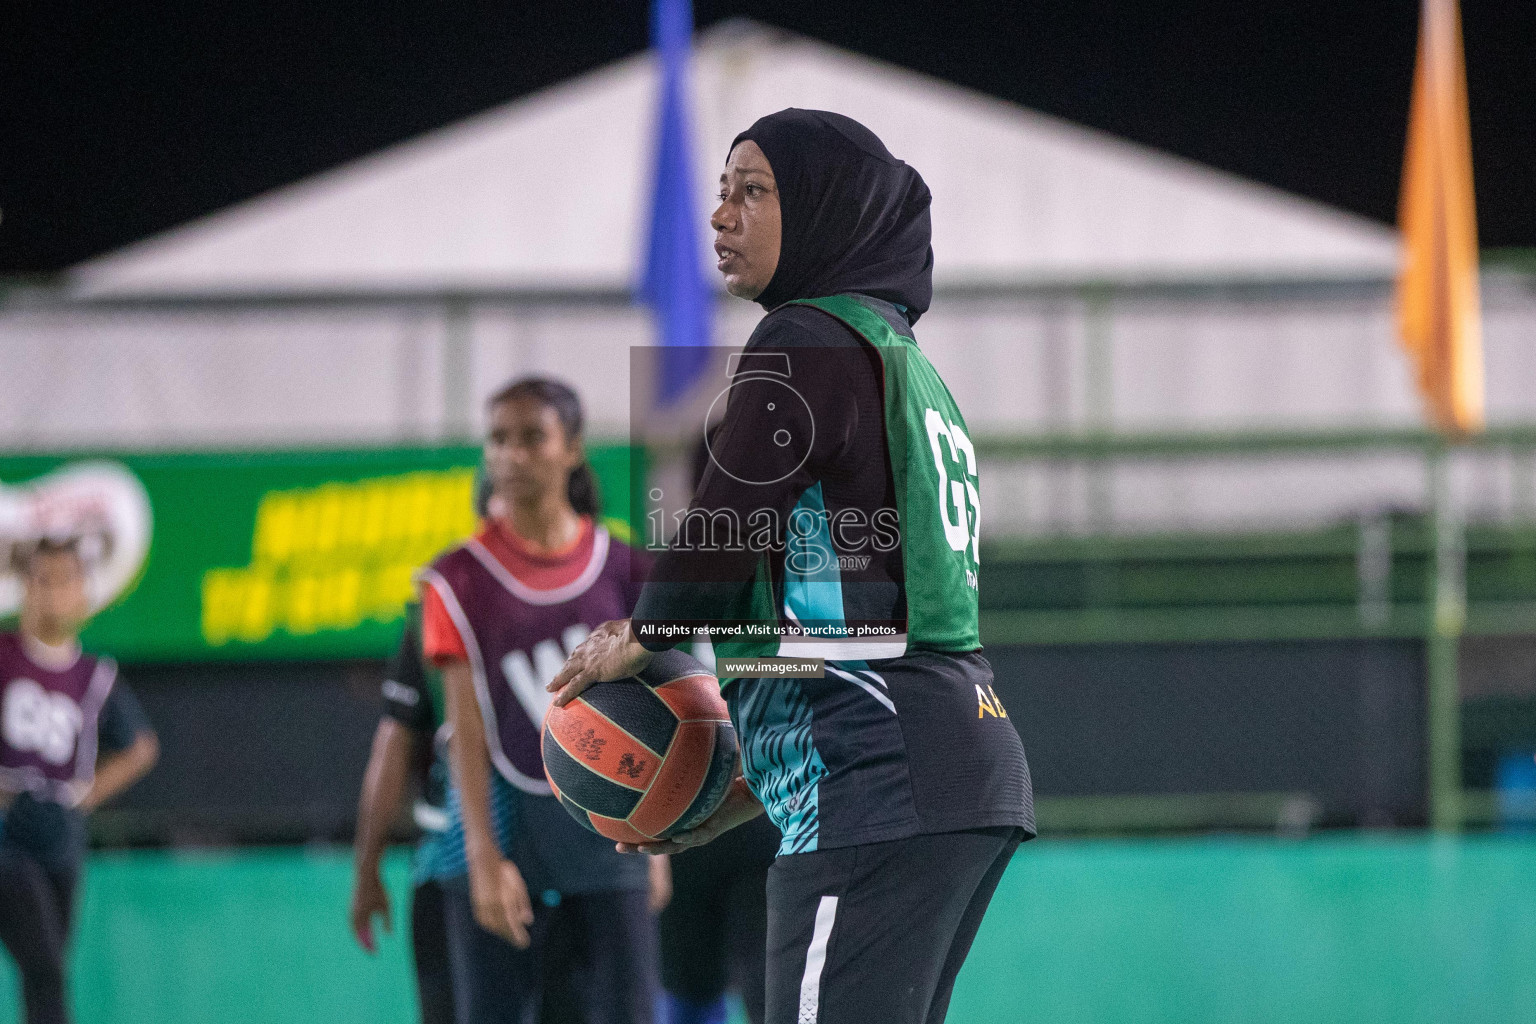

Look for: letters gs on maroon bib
[0,631,116,804]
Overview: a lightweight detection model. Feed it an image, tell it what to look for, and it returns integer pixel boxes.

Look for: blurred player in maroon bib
[419,378,666,1024]
[0,629,115,802]
[0,539,158,1024]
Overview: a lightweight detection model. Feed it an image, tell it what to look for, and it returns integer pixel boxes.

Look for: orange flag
[1397,0,1483,434]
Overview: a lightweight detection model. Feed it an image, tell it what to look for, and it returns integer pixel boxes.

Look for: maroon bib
[0,631,116,804]
[422,526,643,792]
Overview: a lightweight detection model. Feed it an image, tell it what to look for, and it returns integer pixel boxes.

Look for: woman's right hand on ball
[547,619,653,707]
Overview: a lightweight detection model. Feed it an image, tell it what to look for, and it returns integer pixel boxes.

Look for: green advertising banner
[0,444,641,663]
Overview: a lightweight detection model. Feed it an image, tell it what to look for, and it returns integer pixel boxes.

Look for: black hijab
[731,109,933,323]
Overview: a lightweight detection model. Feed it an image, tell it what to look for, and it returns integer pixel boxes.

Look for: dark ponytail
[566,463,600,519]
[487,377,601,518]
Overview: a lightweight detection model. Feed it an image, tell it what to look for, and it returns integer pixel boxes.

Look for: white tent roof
[73,22,1399,295]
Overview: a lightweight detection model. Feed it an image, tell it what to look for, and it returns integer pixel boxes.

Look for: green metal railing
[973,423,1536,460]
[974,425,1536,834]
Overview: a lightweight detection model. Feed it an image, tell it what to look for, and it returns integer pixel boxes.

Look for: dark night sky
[2,1,1532,274]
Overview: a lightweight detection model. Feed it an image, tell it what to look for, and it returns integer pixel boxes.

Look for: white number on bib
[2,678,84,766]
[925,408,981,565]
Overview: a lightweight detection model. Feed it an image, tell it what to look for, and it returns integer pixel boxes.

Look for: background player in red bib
[0,538,159,1024]
[419,378,666,1024]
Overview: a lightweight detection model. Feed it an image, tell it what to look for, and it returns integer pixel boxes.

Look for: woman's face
[711,140,782,300]
[484,397,581,508]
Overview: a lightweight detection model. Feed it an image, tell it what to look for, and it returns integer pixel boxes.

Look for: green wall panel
[1,848,418,1024]
[949,837,1536,1023]
[1,838,1532,1024]
[0,444,641,662]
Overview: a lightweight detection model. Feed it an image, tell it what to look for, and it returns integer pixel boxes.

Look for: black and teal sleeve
[631,304,877,649]
[381,603,435,734]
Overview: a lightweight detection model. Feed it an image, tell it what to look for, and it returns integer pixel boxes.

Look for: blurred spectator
[0,539,159,1024]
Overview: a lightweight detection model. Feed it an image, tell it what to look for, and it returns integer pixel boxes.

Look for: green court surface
[1,837,1533,1023]
[949,835,1536,1023]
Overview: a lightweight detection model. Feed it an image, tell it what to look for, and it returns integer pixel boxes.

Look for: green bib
[793,295,981,651]
[714,294,981,668]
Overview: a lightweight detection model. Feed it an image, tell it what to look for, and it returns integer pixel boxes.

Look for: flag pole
[1397,0,1480,832]
[1426,444,1464,833]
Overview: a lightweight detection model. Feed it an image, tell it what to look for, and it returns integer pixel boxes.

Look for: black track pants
[0,850,76,1024]
[443,882,659,1024]
[413,878,456,1024]
[764,827,1020,1024]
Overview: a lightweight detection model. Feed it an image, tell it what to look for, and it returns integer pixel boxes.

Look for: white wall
[3,276,1533,535]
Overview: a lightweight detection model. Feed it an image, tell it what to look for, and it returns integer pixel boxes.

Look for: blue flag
[638,0,712,406]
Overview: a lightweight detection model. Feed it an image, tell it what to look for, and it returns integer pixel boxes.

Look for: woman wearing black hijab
[553,109,1034,1024]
